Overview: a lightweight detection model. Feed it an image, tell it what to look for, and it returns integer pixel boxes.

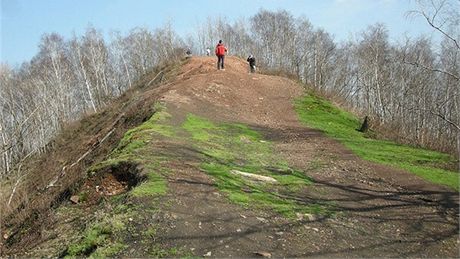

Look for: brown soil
[151,56,459,257]
[2,56,458,257]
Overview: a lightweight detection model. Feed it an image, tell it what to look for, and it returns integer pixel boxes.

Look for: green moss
[182,114,220,142]
[295,93,458,191]
[144,226,157,238]
[64,198,137,258]
[183,114,330,218]
[148,245,181,258]
[91,242,127,258]
[78,191,89,203]
[112,108,175,158]
[131,172,167,197]
[66,224,112,257]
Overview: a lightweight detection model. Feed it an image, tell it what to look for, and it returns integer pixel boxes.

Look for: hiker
[247,55,256,73]
[206,48,211,56]
[215,40,227,70]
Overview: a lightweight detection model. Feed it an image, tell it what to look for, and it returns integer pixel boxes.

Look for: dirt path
[149,57,459,257]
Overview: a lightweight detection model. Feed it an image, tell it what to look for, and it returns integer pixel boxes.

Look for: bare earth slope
[150,57,459,257]
[4,56,459,257]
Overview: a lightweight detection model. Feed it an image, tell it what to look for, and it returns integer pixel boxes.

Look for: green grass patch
[64,199,135,258]
[90,104,174,199]
[66,222,127,258]
[131,171,167,197]
[66,223,114,257]
[182,114,331,217]
[295,93,459,190]
[112,107,174,159]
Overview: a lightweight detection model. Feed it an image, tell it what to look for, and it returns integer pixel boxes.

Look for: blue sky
[1,0,437,66]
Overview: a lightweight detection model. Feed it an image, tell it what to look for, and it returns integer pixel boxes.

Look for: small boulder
[70,195,79,204]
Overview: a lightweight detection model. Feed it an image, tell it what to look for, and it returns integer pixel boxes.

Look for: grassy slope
[295,93,459,191]
[64,106,173,258]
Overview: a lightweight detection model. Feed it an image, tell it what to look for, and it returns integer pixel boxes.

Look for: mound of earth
[2,56,458,257]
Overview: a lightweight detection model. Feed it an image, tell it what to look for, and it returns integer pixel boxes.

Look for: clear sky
[1,0,438,66]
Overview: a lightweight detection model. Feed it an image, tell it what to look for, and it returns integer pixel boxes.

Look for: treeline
[0,24,184,175]
[1,1,459,176]
[189,5,459,161]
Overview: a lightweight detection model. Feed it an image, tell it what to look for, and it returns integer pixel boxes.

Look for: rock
[297,213,318,221]
[70,195,79,204]
[204,251,212,257]
[237,228,242,232]
[305,213,316,221]
[256,217,267,223]
[296,213,304,220]
[240,136,251,143]
[275,231,283,236]
[254,251,272,257]
[230,170,277,183]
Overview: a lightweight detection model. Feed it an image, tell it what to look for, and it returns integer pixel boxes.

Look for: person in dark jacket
[247,55,256,73]
[215,40,227,70]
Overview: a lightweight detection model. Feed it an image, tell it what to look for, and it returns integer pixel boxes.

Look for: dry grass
[0,58,188,255]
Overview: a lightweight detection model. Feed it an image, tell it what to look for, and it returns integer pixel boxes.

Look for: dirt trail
[149,57,459,257]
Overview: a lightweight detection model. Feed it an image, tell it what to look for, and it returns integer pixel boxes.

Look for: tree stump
[359,116,369,133]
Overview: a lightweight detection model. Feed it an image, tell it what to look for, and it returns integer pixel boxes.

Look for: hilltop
[1,57,458,257]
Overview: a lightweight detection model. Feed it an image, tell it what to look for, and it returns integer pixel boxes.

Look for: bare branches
[408,0,460,50]
[0,24,186,176]
[403,59,460,81]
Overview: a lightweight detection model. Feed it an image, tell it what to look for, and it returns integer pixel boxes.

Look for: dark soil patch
[79,161,146,205]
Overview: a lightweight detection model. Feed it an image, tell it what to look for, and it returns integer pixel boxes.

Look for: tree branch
[403,60,460,81]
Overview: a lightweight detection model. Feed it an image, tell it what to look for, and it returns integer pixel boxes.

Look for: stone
[230,170,277,183]
[70,195,79,204]
[254,251,272,257]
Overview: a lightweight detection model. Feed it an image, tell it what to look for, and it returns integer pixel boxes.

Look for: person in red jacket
[215,40,227,70]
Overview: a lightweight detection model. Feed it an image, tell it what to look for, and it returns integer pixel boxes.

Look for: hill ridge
[2,56,459,257]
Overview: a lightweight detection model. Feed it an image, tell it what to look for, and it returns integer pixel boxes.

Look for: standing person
[206,48,211,56]
[247,55,256,73]
[215,40,227,70]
